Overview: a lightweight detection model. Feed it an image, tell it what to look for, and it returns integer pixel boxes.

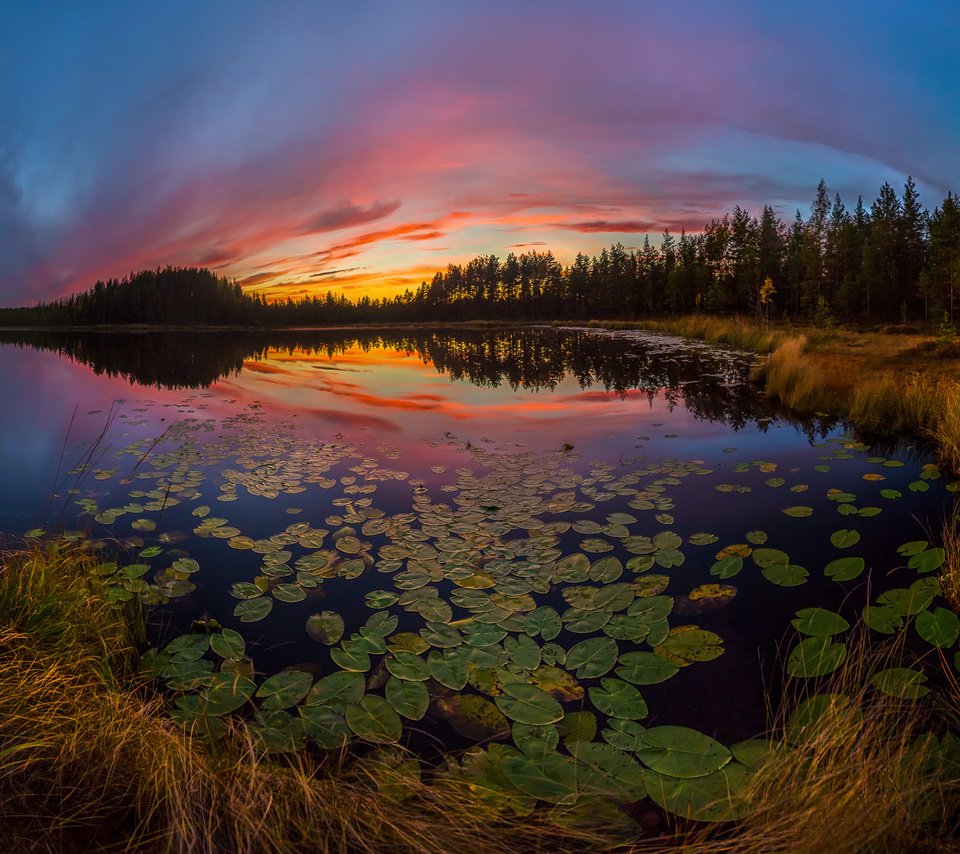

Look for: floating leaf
[565,636,619,679]
[305,671,365,707]
[300,705,350,749]
[710,557,743,579]
[385,652,429,682]
[616,651,679,685]
[908,548,945,573]
[871,668,929,700]
[830,529,861,549]
[862,604,903,634]
[782,506,814,517]
[198,673,255,716]
[635,726,732,778]
[495,682,564,725]
[433,694,509,741]
[385,676,429,720]
[306,611,344,645]
[210,628,245,659]
[787,637,846,678]
[500,750,578,804]
[654,627,723,666]
[346,696,402,744]
[234,597,273,622]
[791,608,850,637]
[915,608,960,648]
[523,606,562,641]
[588,678,648,720]
[427,647,470,690]
[824,556,865,582]
[273,583,306,603]
[257,671,313,711]
[643,765,750,822]
[751,548,788,568]
[558,711,597,744]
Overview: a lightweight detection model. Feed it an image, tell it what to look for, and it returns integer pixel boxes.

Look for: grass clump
[0,543,612,852]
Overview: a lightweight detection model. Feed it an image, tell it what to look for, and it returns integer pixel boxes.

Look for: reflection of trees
[0,327,833,435]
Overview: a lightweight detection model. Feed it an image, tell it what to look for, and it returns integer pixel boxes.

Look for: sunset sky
[2,1,959,305]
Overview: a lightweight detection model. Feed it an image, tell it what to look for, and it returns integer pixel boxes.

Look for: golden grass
[671,633,960,854]
[0,544,616,852]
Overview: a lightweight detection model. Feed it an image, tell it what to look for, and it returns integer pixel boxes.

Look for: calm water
[0,326,948,758]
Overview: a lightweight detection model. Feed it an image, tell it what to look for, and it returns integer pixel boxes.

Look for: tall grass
[671,631,960,854]
[0,544,613,852]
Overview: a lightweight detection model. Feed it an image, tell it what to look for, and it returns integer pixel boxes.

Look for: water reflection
[0,326,832,437]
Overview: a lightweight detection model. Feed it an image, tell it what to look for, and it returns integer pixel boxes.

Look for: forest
[2,177,959,327]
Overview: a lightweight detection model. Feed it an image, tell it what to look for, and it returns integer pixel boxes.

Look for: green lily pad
[751,548,788,569]
[306,611,345,645]
[385,676,429,720]
[565,636,619,679]
[588,678,648,720]
[761,562,808,587]
[300,705,350,749]
[908,548,945,573]
[824,556,865,582]
[870,667,929,700]
[495,682,565,725]
[635,725,732,778]
[791,608,850,637]
[346,695,402,743]
[234,597,273,622]
[616,651,679,685]
[385,652,429,682]
[862,604,904,634]
[209,628,245,659]
[433,694,510,741]
[198,673,255,716]
[500,749,578,804]
[897,540,929,557]
[256,671,313,711]
[305,671,365,707]
[787,637,846,677]
[654,627,723,666]
[643,765,751,822]
[557,711,597,744]
[427,647,470,690]
[915,608,960,648]
[523,606,562,641]
[710,557,743,579]
[273,583,307,603]
[783,506,814,517]
[830,529,861,549]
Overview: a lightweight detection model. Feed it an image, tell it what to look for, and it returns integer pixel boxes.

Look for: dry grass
[666,633,960,854]
[0,544,616,852]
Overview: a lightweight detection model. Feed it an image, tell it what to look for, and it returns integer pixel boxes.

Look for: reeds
[0,543,615,852]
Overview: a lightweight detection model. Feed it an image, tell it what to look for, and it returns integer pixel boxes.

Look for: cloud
[297,200,400,234]
[562,220,660,234]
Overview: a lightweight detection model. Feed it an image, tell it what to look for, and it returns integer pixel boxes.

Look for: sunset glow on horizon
[3,1,959,305]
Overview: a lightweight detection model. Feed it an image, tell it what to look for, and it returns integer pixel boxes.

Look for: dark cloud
[298,200,401,234]
[563,220,659,233]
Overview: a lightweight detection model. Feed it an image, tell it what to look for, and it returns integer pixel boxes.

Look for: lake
[1,325,950,818]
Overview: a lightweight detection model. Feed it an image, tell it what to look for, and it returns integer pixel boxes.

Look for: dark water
[0,326,948,752]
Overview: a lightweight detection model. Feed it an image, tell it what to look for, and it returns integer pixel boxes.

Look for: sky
[2,0,959,305]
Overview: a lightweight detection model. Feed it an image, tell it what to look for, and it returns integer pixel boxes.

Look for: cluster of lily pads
[44,393,960,825]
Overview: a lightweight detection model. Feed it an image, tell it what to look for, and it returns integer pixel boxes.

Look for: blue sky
[2,1,959,303]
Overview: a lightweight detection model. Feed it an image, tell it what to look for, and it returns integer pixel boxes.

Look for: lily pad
[616,651,679,685]
[643,765,751,822]
[791,608,850,637]
[635,726,732,778]
[565,636,619,679]
[588,678,648,720]
[824,556,865,582]
[306,611,345,645]
[787,637,846,678]
[654,627,723,666]
[385,676,430,720]
[234,597,273,622]
[871,667,930,700]
[257,671,313,711]
[915,608,960,648]
[830,529,861,549]
[495,682,565,725]
[346,695,402,743]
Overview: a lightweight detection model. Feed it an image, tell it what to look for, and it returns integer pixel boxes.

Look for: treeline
[3,177,959,326]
